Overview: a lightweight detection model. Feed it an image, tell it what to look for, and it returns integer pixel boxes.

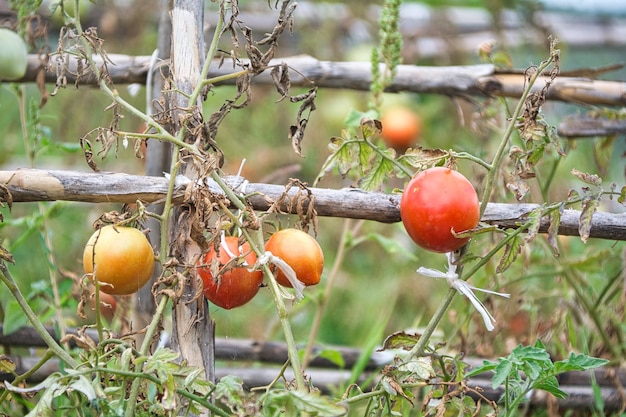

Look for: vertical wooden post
[168,0,216,390]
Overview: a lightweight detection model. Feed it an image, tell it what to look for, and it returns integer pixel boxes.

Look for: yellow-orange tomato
[380,106,422,151]
[197,237,264,310]
[265,229,324,287]
[83,225,155,295]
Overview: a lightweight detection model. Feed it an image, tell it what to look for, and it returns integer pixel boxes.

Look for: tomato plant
[82,225,155,295]
[380,105,422,151]
[197,236,264,310]
[0,28,27,81]
[265,228,324,287]
[400,167,480,253]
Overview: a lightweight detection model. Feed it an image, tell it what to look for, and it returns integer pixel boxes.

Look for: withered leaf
[0,355,16,374]
[547,205,563,256]
[571,168,602,187]
[497,234,524,273]
[524,207,543,243]
[378,331,421,351]
[579,194,600,243]
[0,245,15,264]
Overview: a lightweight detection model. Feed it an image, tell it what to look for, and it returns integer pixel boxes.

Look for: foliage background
[0,0,624,399]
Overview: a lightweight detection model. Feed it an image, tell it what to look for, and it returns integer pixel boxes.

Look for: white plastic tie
[257,250,305,301]
[416,252,510,331]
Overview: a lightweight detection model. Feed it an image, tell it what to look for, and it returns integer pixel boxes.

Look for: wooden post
[168,0,215,391]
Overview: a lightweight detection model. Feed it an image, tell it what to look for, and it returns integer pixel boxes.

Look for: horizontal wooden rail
[1,169,625,241]
[1,326,624,410]
[21,54,626,107]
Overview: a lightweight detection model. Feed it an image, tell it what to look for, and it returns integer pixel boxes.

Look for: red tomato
[400,167,480,253]
[197,237,263,309]
[380,106,422,151]
[265,229,324,287]
[83,225,155,295]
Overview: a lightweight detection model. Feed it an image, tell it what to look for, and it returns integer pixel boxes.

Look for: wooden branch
[558,116,626,138]
[1,169,625,241]
[22,54,626,106]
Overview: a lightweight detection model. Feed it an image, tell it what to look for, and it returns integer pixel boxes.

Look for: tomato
[380,106,422,151]
[90,291,118,322]
[265,229,324,287]
[83,225,155,295]
[0,28,28,81]
[400,167,480,253]
[197,237,263,309]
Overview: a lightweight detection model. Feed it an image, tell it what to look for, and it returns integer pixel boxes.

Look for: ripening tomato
[400,167,480,253]
[90,291,118,322]
[380,106,422,151]
[0,28,28,81]
[265,229,324,287]
[83,225,155,295]
[197,237,263,310]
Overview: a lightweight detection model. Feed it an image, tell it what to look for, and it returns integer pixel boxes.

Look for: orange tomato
[83,225,155,295]
[265,229,324,287]
[380,106,422,151]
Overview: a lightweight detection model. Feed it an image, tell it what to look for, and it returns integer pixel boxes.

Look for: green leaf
[215,375,246,412]
[496,234,524,273]
[317,348,345,369]
[356,141,374,176]
[358,155,394,191]
[491,359,513,389]
[263,389,347,417]
[344,109,378,130]
[618,185,626,204]
[465,360,498,379]
[553,353,609,374]
[3,299,29,335]
[534,376,568,399]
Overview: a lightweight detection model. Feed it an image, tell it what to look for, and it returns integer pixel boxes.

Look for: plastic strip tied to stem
[417,252,510,331]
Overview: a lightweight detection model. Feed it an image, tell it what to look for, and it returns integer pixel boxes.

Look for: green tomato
[0,28,28,81]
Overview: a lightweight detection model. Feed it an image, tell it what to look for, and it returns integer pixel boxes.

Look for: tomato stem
[0,263,78,368]
[479,46,559,216]
[211,171,308,392]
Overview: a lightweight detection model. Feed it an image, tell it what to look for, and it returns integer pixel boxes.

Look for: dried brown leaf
[0,245,15,264]
[579,195,600,243]
[571,168,602,187]
[547,205,563,256]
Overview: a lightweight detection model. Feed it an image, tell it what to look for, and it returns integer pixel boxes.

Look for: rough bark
[1,169,625,241]
[167,0,215,392]
[22,54,626,107]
